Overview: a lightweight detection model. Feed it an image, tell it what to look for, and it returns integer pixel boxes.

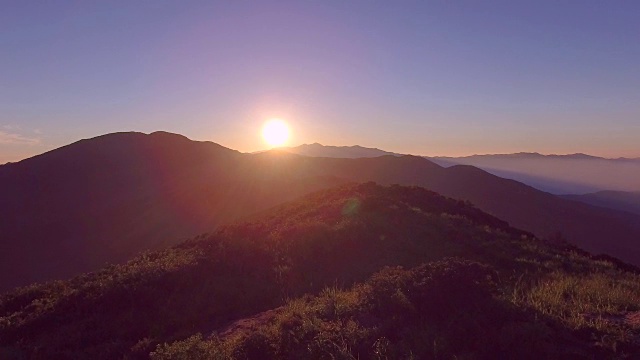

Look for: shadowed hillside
[2,132,640,293]
[562,191,640,216]
[251,151,640,268]
[2,184,639,359]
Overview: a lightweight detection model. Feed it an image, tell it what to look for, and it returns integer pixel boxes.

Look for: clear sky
[1,1,639,163]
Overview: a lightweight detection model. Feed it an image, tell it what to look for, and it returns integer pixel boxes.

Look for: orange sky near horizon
[2,3,639,164]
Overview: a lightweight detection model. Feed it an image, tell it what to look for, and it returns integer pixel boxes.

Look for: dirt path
[208,307,283,339]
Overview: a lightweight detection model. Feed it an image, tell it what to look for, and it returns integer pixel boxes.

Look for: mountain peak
[148,130,191,140]
[562,153,599,159]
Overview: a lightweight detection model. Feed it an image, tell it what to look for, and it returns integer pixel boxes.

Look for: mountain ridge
[2,131,640,293]
[284,143,640,194]
[433,152,640,161]
[284,142,398,158]
[286,143,640,161]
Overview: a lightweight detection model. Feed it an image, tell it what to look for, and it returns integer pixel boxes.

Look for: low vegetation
[1,183,639,359]
[152,259,553,359]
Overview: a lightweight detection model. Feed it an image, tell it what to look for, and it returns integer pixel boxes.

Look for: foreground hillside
[2,184,639,359]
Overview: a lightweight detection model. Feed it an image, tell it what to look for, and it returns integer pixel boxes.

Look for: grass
[4,183,640,359]
[513,271,640,329]
[151,259,558,359]
[152,255,640,359]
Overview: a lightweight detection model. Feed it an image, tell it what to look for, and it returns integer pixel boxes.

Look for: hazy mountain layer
[287,143,640,195]
[431,153,640,194]
[563,191,640,216]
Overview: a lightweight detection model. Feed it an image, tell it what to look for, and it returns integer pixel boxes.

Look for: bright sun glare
[262,119,290,147]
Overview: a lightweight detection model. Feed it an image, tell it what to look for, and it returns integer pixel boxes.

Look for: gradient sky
[1,1,639,163]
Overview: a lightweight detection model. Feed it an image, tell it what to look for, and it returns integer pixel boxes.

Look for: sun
[262,119,290,147]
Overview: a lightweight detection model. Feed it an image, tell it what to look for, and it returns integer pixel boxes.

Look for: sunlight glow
[262,119,290,147]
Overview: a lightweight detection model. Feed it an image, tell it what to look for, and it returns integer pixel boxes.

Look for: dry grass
[511,268,640,338]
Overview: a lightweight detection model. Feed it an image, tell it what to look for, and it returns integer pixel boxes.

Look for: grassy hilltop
[2,183,640,359]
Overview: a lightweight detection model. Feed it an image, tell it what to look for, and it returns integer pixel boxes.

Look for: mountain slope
[2,132,640,293]
[250,151,640,267]
[2,184,639,359]
[562,191,640,216]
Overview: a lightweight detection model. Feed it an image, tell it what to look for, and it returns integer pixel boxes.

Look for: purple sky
[1,1,639,163]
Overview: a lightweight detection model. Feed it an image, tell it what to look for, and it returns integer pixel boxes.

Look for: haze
[2,1,640,164]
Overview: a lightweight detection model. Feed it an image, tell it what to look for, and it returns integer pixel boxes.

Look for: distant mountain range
[283,143,398,158]
[286,144,640,215]
[286,144,640,195]
[2,132,640,293]
[430,152,640,194]
[436,151,640,161]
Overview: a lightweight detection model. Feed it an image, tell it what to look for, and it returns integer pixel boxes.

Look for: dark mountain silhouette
[430,153,640,194]
[285,142,398,158]
[2,184,639,359]
[0,132,347,292]
[2,131,640,293]
[562,191,640,216]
